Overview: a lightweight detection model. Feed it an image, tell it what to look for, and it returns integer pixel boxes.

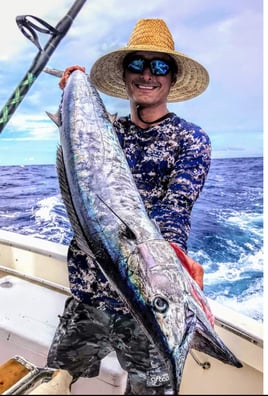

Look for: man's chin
[133,96,155,107]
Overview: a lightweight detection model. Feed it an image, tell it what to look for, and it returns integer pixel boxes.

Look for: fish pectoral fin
[96,194,137,240]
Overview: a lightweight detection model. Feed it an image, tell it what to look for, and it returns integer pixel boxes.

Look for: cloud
[0,0,263,163]
[3,112,58,141]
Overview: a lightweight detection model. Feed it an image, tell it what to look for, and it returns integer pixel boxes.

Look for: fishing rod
[0,0,87,133]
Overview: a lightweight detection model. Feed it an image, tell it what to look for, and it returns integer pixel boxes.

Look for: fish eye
[153,296,169,313]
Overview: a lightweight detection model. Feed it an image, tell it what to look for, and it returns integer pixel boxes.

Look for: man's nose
[141,67,153,78]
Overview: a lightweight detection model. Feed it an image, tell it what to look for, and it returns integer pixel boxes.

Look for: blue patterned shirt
[67,113,211,311]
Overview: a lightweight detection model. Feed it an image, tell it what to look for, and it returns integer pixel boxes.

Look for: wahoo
[46,68,242,394]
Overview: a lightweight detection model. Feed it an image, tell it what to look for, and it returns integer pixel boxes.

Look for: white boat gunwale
[0,229,264,395]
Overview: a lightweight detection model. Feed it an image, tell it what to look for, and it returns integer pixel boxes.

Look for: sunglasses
[125,57,171,76]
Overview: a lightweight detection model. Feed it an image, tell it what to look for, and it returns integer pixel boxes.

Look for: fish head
[127,240,198,392]
[127,239,242,393]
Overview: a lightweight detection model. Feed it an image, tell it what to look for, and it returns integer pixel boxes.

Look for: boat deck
[0,272,128,395]
[0,230,264,395]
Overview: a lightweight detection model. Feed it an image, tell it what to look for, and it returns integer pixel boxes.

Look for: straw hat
[90,18,209,102]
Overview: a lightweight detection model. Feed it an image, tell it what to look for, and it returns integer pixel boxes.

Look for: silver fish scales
[47,68,242,394]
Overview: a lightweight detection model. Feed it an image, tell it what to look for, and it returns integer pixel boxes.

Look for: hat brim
[90,46,209,102]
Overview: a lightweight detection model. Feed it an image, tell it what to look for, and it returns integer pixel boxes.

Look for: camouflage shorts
[47,296,173,395]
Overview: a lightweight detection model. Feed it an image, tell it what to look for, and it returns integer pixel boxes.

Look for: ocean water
[0,157,263,322]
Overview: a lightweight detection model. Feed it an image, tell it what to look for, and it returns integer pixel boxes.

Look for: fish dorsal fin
[108,112,118,123]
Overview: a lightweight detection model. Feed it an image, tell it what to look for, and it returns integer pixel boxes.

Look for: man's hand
[169,242,204,290]
[59,65,86,89]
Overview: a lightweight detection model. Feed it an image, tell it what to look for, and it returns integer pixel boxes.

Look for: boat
[0,229,263,395]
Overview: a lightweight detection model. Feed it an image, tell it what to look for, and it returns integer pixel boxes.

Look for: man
[47,18,211,394]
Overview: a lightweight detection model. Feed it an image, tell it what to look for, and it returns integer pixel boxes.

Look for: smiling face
[123,51,176,108]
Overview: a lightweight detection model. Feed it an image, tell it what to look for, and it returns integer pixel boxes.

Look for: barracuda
[47,69,242,394]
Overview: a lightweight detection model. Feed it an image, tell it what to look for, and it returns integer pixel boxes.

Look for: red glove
[170,242,204,290]
[170,242,214,327]
[59,65,86,89]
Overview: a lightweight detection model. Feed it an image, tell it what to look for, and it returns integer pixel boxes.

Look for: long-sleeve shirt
[67,113,211,312]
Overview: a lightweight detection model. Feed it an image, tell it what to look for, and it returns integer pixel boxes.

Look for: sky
[0,0,264,165]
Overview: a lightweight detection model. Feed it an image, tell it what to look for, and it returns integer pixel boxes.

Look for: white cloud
[0,0,263,162]
[5,112,58,140]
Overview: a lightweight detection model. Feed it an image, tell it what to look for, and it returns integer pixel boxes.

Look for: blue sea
[0,157,263,322]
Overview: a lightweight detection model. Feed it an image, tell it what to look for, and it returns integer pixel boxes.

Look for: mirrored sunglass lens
[127,58,144,73]
[151,60,170,75]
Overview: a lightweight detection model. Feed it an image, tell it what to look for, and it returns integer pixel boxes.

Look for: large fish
[46,68,242,394]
